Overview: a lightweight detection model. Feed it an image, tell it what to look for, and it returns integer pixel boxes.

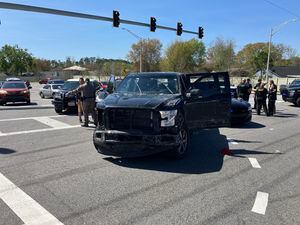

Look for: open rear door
[184,72,231,128]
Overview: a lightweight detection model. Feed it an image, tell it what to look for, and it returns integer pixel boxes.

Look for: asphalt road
[0,88,299,225]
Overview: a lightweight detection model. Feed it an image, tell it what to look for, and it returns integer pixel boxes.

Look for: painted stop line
[0,172,64,225]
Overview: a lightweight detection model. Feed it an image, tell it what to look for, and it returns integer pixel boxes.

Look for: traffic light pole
[0,2,200,36]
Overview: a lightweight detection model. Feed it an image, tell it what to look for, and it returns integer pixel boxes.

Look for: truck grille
[106,108,157,131]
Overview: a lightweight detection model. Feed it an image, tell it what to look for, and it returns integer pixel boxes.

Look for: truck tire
[168,111,189,159]
[296,97,300,107]
[55,107,63,114]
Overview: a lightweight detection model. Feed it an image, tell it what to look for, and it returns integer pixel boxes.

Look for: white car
[39,84,62,98]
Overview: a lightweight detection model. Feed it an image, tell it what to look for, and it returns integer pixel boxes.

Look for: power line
[263,0,300,19]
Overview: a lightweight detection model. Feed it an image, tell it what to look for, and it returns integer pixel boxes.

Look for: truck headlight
[160,110,177,127]
[289,90,295,96]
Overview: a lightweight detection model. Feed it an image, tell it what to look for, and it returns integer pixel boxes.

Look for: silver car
[39,84,62,98]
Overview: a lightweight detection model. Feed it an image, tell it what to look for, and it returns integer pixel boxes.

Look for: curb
[0,105,54,111]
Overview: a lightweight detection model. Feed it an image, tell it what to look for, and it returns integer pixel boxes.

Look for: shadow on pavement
[105,128,228,175]
[0,148,16,155]
[231,121,265,129]
[3,102,38,106]
[229,139,262,144]
[273,112,298,118]
[229,149,277,158]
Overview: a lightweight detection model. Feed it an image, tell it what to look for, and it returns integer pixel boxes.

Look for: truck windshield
[116,74,179,95]
[290,80,300,87]
[62,81,79,91]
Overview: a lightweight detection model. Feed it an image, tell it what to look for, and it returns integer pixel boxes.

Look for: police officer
[237,79,247,100]
[268,80,277,116]
[253,78,262,109]
[256,83,268,116]
[69,78,97,127]
[244,78,252,102]
[76,78,84,123]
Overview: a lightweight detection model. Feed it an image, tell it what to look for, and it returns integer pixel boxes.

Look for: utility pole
[266,19,299,84]
[122,28,143,73]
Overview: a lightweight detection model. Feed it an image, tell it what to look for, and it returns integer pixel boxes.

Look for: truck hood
[100,93,181,109]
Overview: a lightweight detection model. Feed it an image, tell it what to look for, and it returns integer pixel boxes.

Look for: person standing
[69,78,97,127]
[253,78,262,109]
[237,79,247,101]
[256,83,268,116]
[244,78,252,102]
[268,80,277,116]
[76,78,85,123]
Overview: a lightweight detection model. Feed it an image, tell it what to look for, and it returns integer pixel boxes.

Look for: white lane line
[0,172,64,225]
[0,125,81,137]
[33,117,71,128]
[269,128,274,131]
[248,157,261,169]
[251,191,269,215]
[227,138,239,145]
[0,115,64,123]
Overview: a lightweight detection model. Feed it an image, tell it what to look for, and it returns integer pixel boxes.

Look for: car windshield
[62,81,79,91]
[116,74,180,95]
[2,82,26,89]
[52,85,62,90]
[290,80,300,87]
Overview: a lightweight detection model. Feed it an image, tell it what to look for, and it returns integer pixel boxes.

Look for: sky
[0,0,300,60]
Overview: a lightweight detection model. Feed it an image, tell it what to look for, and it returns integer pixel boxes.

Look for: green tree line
[1,38,299,77]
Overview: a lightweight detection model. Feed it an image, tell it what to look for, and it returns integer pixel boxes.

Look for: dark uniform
[237,82,247,101]
[244,82,252,102]
[253,81,262,109]
[256,86,268,115]
[71,80,97,127]
[268,84,277,116]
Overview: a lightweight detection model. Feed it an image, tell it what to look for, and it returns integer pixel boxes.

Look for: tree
[32,58,51,72]
[127,39,162,72]
[207,38,235,71]
[161,39,206,73]
[236,42,296,74]
[0,45,33,75]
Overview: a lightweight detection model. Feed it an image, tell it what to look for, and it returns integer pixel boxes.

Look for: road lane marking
[248,157,261,168]
[251,191,269,215]
[0,125,81,137]
[0,115,64,123]
[0,172,64,225]
[275,150,281,154]
[227,138,238,145]
[269,128,274,131]
[33,117,71,128]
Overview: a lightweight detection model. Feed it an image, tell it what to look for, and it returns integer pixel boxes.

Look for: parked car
[48,79,64,85]
[0,81,31,105]
[52,79,99,113]
[285,79,300,106]
[39,78,51,84]
[39,84,62,99]
[93,72,231,158]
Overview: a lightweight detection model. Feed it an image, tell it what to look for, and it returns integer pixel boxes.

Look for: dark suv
[93,72,231,158]
[284,79,300,106]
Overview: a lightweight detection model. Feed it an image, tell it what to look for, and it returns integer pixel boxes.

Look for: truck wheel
[168,112,189,159]
[40,92,45,98]
[55,107,63,114]
[296,97,300,107]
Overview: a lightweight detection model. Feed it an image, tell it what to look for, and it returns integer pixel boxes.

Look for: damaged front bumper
[93,129,179,157]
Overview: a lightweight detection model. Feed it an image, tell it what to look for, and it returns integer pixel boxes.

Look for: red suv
[0,81,31,105]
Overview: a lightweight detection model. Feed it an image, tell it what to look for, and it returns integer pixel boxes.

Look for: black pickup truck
[93,72,231,158]
[283,79,300,106]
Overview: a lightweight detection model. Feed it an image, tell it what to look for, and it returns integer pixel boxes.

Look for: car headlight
[160,110,177,127]
[289,90,295,96]
[22,90,29,94]
[0,90,7,94]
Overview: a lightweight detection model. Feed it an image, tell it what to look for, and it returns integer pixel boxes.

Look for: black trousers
[257,99,268,115]
[268,99,276,116]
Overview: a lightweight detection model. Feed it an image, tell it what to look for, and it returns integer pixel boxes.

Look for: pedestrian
[256,83,268,116]
[253,78,262,109]
[268,80,277,116]
[68,78,97,127]
[244,78,252,102]
[76,78,84,123]
[237,79,247,101]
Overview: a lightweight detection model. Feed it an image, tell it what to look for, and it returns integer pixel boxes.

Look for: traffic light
[150,17,156,32]
[198,26,204,39]
[113,10,120,27]
[177,22,183,36]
